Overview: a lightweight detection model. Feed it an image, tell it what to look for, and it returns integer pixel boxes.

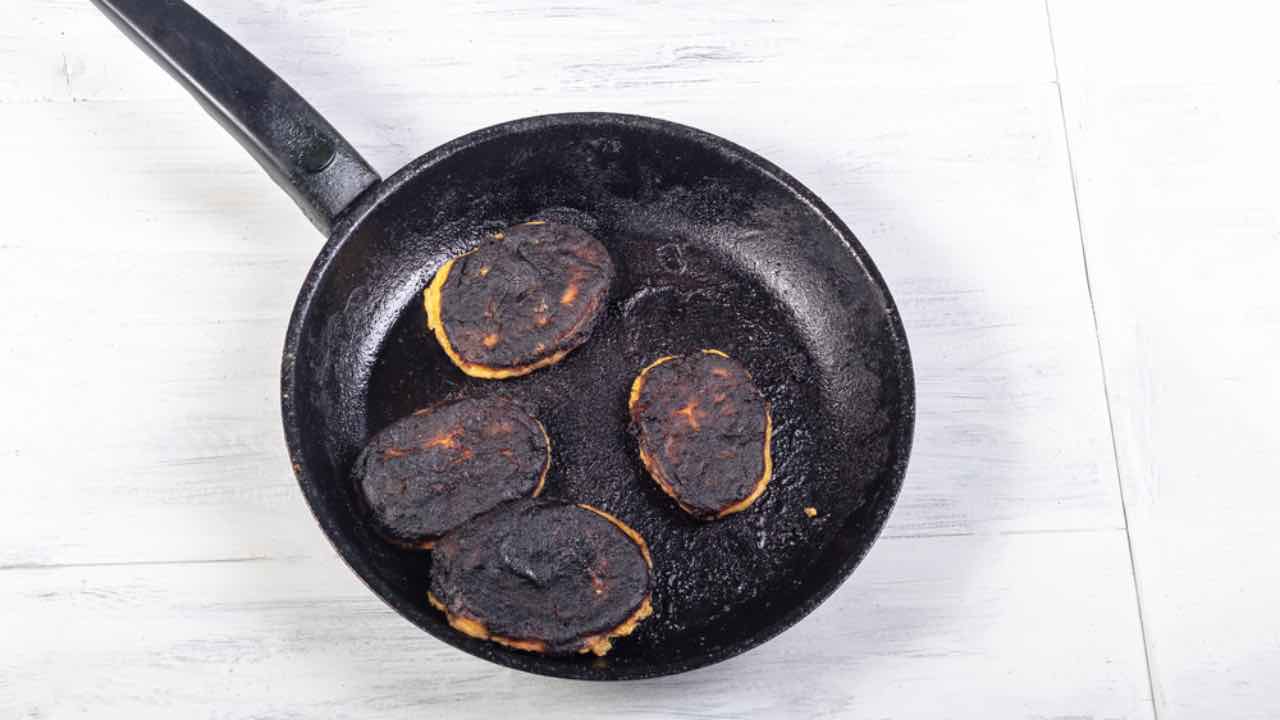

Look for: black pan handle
[92,0,381,235]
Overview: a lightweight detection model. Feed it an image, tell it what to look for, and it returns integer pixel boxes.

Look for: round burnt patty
[629,350,773,519]
[353,398,550,548]
[424,221,615,379]
[428,498,654,656]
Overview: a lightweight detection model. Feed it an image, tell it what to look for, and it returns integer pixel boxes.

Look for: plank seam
[1044,1,1161,716]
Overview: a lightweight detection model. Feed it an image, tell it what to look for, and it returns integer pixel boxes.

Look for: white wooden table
[2,2,1277,718]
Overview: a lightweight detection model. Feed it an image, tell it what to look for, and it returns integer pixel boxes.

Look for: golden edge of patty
[577,503,653,569]
[629,350,774,519]
[390,411,552,552]
[423,233,576,380]
[713,407,772,518]
[531,419,552,498]
[577,595,654,657]
[428,592,549,654]
[426,504,653,657]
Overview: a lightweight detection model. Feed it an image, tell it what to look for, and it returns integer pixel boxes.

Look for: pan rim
[281,111,915,680]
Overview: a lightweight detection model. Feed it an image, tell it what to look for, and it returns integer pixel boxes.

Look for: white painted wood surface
[1048,2,1280,717]
[0,0,1271,717]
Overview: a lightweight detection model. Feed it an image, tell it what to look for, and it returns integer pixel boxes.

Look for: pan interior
[286,115,912,679]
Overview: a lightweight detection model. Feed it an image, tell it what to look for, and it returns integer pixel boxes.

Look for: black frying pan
[94,0,914,680]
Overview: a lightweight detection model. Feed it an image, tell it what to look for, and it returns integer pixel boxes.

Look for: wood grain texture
[0,99,319,568]
[0,0,1161,716]
[56,0,1058,100]
[1049,1,1280,717]
[0,1,74,102]
[0,531,1152,719]
[0,86,1126,560]
[0,83,1124,567]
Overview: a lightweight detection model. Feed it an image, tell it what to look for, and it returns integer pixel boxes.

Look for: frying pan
[93,0,915,680]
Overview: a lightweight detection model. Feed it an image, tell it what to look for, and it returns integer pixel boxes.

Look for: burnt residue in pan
[289,117,911,676]
[365,204,891,659]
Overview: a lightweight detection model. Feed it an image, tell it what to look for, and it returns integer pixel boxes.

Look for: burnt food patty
[353,397,549,548]
[428,498,653,656]
[425,221,614,379]
[629,350,773,519]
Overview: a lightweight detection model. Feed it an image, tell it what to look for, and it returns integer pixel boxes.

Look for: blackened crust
[630,351,772,519]
[429,498,653,655]
[353,397,549,547]
[426,221,614,377]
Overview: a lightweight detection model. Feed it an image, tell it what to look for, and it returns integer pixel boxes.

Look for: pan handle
[91,0,381,235]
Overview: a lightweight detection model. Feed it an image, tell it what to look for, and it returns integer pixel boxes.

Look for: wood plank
[0,530,1152,719]
[0,1,73,102]
[0,100,318,567]
[1049,1,1280,717]
[1048,0,1280,85]
[0,0,1155,715]
[54,0,1057,103]
[0,82,1122,566]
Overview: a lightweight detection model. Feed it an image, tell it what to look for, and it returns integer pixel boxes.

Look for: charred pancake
[424,221,615,379]
[353,397,550,548]
[428,498,653,656]
[629,350,773,519]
